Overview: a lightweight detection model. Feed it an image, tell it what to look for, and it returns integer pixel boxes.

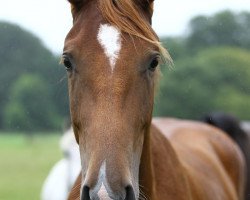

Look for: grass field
[0,133,62,200]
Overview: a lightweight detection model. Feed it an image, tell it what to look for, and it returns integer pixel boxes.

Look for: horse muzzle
[81,185,136,200]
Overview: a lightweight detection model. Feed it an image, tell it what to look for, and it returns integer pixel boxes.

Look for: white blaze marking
[98,183,111,200]
[97,24,122,72]
[97,162,112,200]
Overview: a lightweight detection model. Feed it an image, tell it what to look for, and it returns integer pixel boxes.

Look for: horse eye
[62,55,73,71]
[149,57,160,72]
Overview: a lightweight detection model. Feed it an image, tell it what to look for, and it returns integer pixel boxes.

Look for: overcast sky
[1,0,250,54]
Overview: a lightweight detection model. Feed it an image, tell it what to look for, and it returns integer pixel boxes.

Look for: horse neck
[140,123,193,200]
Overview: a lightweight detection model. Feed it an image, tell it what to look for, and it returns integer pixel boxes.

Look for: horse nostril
[81,185,90,200]
[125,185,136,200]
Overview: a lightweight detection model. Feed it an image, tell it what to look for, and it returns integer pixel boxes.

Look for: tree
[154,47,250,120]
[4,74,61,131]
[0,21,69,130]
[186,11,250,53]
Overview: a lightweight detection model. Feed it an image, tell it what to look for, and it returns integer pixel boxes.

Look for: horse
[61,0,246,199]
[241,121,250,137]
[41,127,81,200]
[202,112,250,199]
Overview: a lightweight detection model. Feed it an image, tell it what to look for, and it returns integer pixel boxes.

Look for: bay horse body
[202,112,250,199]
[62,0,246,199]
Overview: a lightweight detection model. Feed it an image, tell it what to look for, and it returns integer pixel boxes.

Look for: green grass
[0,133,62,200]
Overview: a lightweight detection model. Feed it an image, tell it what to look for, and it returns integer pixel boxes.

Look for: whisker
[139,185,148,200]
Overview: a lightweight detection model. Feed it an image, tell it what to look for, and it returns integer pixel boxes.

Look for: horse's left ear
[68,0,86,15]
[134,0,154,19]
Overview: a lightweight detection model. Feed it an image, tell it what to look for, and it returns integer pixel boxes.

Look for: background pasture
[0,133,61,200]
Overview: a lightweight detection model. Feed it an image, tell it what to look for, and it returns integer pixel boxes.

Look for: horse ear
[134,0,154,20]
[68,0,85,14]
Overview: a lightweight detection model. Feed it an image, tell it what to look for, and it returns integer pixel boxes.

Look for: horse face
[63,0,159,199]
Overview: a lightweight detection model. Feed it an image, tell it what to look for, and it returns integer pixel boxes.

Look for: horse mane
[99,0,172,63]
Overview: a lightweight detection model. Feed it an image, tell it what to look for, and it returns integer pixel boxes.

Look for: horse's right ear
[68,0,85,14]
[134,0,154,20]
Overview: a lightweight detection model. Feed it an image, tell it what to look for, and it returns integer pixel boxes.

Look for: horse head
[62,0,170,199]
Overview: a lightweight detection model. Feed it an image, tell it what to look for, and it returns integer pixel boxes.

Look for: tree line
[154,10,250,120]
[0,10,249,132]
[0,22,68,132]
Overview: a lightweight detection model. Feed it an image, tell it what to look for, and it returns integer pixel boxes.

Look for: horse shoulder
[153,118,246,200]
[150,123,193,200]
[205,125,246,200]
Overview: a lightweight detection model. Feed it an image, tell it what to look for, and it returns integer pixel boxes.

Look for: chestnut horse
[62,0,246,199]
[202,112,250,199]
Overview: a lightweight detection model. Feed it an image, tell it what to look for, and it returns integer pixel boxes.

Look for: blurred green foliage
[155,10,250,120]
[186,10,250,53]
[0,21,69,131]
[4,74,61,131]
[154,47,250,119]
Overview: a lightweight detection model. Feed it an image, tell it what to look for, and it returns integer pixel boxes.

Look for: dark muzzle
[81,185,136,200]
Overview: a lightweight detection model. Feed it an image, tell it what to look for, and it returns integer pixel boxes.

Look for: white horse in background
[41,127,81,200]
[242,121,250,136]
